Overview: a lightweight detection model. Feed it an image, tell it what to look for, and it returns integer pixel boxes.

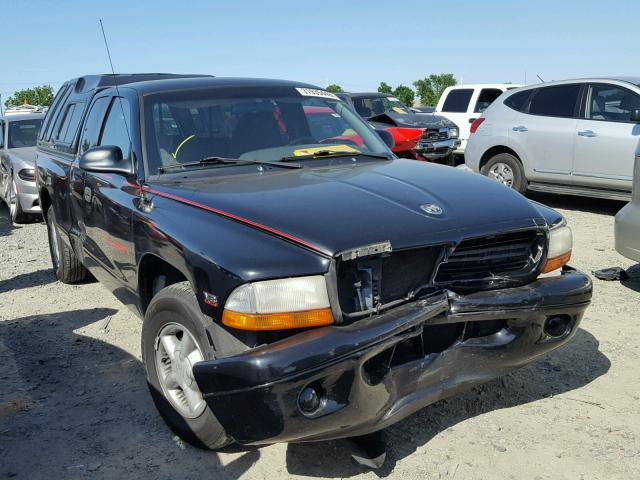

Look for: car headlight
[222,276,334,330]
[18,168,35,182]
[543,218,572,273]
[448,127,459,139]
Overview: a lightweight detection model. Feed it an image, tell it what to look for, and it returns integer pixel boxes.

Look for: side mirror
[79,145,133,175]
[375,129,395,150]
[630,109,640,123]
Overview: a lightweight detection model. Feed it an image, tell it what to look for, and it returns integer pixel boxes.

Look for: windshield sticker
[293,145,359,156]
[296,87,340,100]
[388,97,400,102]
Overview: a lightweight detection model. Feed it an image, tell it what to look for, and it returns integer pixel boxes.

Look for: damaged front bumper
[193,267,592,445]
[413,138,461,160]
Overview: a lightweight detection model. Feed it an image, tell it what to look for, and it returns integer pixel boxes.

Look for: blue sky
[1,0,639,101]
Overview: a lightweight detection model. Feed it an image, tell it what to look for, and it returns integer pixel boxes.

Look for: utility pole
[0,94,3,116]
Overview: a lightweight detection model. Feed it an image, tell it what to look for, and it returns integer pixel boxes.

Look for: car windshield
[144,86,391,174]
[352,96,412,118]
[7,119,43,148]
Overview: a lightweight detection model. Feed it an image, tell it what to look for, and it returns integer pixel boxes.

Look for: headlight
[18,168,35,182]
[448,127,459,139]
[543,219,572,273]
[222,276,334,330]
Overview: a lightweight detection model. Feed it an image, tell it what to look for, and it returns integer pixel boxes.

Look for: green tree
[377,82,393,94]
[413,74,457,107]
[325,84,344,93]
[4,84,55,107]
[393,85,415,107]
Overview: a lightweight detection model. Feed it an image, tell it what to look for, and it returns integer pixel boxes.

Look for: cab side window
[99,98,132,160]
[54,102,85,145]
[474,88,503,113]
[442,89,473,113]
[587,84,640,123]
[79,97,110,154]
[0,121,4,147]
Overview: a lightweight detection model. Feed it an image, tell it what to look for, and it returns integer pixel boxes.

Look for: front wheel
[8,178,30,224]
[45,206,87,283]
[481,153,527,193]
[142,281,231,450]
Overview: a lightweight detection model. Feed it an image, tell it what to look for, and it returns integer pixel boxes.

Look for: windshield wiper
[280,150,393,162]
[158,156,302,174]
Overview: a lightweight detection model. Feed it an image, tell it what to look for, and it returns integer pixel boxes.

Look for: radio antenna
[99,19,132,152]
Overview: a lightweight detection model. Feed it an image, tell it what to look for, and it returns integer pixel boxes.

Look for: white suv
[434,84,521,154]
[465,78,640,200]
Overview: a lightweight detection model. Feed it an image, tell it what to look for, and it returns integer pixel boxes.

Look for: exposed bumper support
[193,268,591,445]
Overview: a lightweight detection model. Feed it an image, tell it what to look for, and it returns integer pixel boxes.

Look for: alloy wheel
[155,322,207,418]
[488,162,514,188]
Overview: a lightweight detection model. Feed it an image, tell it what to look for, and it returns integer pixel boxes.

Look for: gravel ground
[1,193,639,480]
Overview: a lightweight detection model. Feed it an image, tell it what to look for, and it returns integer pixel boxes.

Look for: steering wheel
[288,137,318,146]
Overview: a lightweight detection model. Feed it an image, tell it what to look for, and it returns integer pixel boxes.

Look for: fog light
[544,315,570,337]
[298,387,321,414]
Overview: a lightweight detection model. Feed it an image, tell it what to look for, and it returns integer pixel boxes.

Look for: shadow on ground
[0,308,258,480]
[621,264,640,292]
[0,305,611,479]
[527,192,627,216]
[0,269,56,293]
[285,327,610,478]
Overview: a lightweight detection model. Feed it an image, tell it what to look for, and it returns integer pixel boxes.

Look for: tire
[481,153,527,193]
[141,281,231,450]
[46,206,87,283]
[8,178,30,224]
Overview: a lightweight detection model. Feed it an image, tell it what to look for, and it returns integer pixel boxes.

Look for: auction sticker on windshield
[296,87,340,100]
[293,145,359,156]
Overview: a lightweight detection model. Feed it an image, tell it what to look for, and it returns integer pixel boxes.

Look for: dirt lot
[1,193,639,480]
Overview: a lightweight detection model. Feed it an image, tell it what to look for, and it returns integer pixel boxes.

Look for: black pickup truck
[36,74,591,452]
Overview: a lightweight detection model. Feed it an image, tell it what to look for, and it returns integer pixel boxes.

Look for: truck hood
[6,147,37,167]
[149,159,547,256]
[367,111,457,129]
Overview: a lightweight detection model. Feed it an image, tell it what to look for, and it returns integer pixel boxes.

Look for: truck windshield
[7,119,44,148]
[143,87,391,174]
[352,96,412,118]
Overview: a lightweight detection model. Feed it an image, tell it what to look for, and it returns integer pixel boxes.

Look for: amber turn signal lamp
[222,308,334,331]
[542,251,572,273]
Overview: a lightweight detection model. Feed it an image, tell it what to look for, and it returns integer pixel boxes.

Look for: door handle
[512,125,528,132]
[577,130,597,137]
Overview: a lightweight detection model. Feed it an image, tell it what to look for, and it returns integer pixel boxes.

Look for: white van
[435,84,521,154]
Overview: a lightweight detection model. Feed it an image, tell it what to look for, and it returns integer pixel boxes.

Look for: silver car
[615,142,640,262]
[466,77,640,200]
[0,112,45,222]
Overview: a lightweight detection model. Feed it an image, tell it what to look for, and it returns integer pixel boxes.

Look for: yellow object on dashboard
[293,144,359,156]
[392,107,407,114]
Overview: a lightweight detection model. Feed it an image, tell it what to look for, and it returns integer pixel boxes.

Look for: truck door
[72,95,137,288]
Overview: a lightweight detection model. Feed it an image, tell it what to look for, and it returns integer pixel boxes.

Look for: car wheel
[142,281,231,450]
[8,178,30,224]
[46,206,87,283]
[481,153,526,193]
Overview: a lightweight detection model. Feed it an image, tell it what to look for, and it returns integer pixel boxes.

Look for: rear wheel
[481,153,526,193]
[46,206,87,283]
[8,178,30,224]
[142,281,231,450]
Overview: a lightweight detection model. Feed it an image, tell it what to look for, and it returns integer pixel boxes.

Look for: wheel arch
[39,187,52,220]
[479,145,523,171]
[137,253,191,314]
